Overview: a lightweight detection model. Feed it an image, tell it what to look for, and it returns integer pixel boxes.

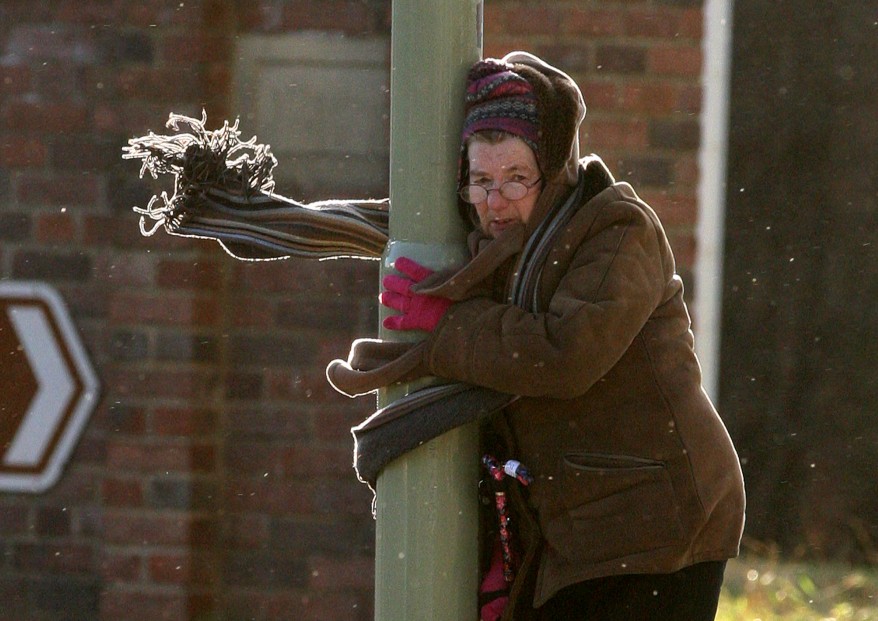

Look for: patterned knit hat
[461,59,540,153]
[459,53,586,187]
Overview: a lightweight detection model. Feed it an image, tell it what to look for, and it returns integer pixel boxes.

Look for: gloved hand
[380,257,452,332]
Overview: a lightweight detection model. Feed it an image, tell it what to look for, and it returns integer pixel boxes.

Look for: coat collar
[418,155,615,302]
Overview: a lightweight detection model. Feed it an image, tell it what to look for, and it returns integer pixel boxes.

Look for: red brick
[188,590,219,619]
[562,7,627,37]
[73,432,107,467]
[280,445,354,479]
[576,78,618,112]
[224,477,313,515]
[38,469,100,505]
[159,33,231,64]
[596,44,647,74]
[83,214,175,251]
[108,292,219,327]
[0,64,31,95]
[105,367,217,401]
[50,135,120,171]
[14,543,94,574]
[103,511,216,547]
[0,136,48,167]
[92,253,157,288]
[93,402,147,435]
[312,479,373,516]
[617,83,682,115]
[152,407,217,436]
[224,514,271,548]
[225,404,311,438]
[678,84,703,114]
[99,587,188,621]
[235,258,325,294]
[0,505,29,534]
[225,591,308,621]
[34,212,78,243]
[92,100,171,136]
[650,118,700,151]
[303,591,370,621]
[643,192,698,228]
[263,366,334,403]
[283,1,378,35]
[648,45,702,76]
[148,552,216,585]
[225,295,274,328]
[122,1,202,28]
[1,101,89,133]
[103,478,144,508]
[307,555,374,590]
[224,443,284,477]
[16,172,101,207]
[486,4,562,36]
[36,505,71,536]
[4,23,99,64]
[106,439,216,475]
[12,249,92,282]
[675,154,700,187]
[626,8,686,38]
[99,550,143,582]
[679,8,704,39]
[116,66,201,102]
[584,119,650,151]
[156,259,222,291]
[55,0,124,24]
[310,405,373,443]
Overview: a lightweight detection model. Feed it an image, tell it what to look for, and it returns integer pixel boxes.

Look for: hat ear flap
[513,64,583,182]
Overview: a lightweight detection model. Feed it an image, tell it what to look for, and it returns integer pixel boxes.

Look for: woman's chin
[487,219,517,237]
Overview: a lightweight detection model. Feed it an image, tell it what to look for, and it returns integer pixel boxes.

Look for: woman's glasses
[458,177,542,204]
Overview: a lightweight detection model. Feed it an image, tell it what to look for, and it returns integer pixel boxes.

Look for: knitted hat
[461,59,541,154]
[460,53,586,184]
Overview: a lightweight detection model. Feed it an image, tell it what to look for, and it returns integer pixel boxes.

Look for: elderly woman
[125,50,744,621]
[376,53,745,621]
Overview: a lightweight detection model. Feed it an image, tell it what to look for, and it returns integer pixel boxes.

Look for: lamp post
[375,1,483,619]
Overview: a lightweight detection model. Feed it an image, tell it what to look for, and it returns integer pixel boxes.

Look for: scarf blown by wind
[122,111,389,261]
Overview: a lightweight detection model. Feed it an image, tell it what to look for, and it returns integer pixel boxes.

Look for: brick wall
[485,0,704,281]
[0,2,704,620]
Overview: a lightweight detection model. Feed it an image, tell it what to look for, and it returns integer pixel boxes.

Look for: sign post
[0,281,100,493]
[374,1,483,619]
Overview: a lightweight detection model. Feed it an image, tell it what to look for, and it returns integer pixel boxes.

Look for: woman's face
[467,136,542,238]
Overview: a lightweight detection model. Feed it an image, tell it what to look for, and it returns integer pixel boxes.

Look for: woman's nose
[485,189,508,211]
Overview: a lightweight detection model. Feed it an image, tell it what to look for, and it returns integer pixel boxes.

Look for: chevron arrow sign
[0,281,100,493]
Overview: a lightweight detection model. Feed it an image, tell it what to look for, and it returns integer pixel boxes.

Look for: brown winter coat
[421,157,745,609]
[332,155,745,612]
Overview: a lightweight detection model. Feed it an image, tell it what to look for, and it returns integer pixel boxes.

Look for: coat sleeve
[423,199,672,399]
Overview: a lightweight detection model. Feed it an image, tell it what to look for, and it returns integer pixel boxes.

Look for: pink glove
[479,542,510,621]
[380,257,452,332]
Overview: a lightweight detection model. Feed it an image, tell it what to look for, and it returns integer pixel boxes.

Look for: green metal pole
[375,1,483,620]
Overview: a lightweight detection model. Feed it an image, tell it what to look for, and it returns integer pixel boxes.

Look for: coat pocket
[553,452,685,563]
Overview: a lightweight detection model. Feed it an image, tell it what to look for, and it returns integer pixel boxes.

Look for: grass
[718,555,878,620]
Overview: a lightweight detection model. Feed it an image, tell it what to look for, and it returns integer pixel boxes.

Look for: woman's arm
[424,200,671,398]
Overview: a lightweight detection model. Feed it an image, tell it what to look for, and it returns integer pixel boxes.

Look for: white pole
[695,0,735,402]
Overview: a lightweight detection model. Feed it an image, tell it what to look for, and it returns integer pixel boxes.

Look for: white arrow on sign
[5,305,78,467]
[0,281,100,493]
